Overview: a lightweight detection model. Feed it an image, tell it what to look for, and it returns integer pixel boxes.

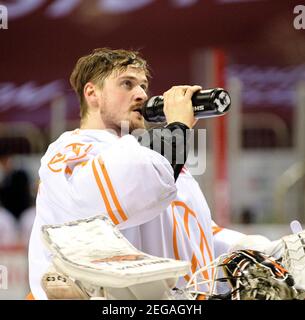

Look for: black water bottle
[142,88,231,123]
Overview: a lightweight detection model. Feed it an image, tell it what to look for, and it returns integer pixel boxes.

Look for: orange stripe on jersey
[98,157,128,222]
[174,200,213,262]
[48,153,66,172]
[197,223,213,263]
[65,166,72,175]
[25,292,35,300]
[197,223,214,280]
[65,142,85,149]
[212,225,223,235]
[182,203,210,280]
[191,254,198,274]
[92,160,119,225]
[64,144,93,162]
[85,144,93,152]
[64,153,88,163]
[183,209,190,237]
[172,210,180,260]
[172,200,213,280]
[171,204,191,282]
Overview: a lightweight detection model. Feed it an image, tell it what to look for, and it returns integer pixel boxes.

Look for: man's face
[96,65,149,134]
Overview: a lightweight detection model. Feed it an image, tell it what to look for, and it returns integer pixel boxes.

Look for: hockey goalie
[40,215,305,300]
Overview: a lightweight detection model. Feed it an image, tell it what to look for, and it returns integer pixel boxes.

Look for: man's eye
[141,85,148,92]
[122,80,132,88]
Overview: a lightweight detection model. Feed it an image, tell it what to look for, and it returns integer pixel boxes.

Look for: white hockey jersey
[28,128,244,299]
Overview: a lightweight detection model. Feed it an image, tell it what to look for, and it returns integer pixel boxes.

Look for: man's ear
[83,82,100,108]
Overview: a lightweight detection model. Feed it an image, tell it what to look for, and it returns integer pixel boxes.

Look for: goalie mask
[185,249,298,300]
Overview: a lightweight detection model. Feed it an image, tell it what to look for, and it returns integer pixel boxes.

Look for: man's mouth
[132,107,143,116]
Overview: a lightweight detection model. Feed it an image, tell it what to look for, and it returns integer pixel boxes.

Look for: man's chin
[130,118,145,130]
[118,119,145,135]
[129,122,146,135]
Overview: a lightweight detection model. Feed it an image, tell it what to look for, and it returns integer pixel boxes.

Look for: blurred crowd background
[0,0,304,299]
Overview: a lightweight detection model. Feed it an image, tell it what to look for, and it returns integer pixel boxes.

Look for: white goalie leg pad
[41,215,190,300]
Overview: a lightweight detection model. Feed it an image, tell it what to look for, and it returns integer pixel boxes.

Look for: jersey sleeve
[40,134,177,229]
[211,220,246,258]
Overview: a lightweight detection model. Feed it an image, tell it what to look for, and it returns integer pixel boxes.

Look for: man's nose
[134,86,148,102]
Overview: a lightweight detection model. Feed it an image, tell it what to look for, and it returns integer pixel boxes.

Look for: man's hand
[163,85,202,128]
